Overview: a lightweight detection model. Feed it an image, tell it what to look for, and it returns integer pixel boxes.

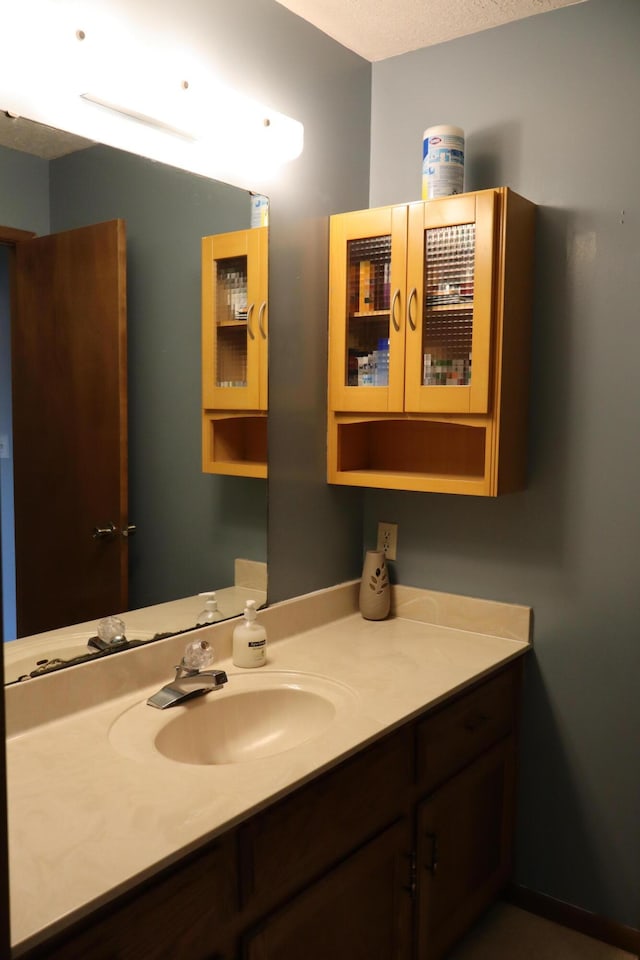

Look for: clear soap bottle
[196,591,224,626]
[232,599,267,668]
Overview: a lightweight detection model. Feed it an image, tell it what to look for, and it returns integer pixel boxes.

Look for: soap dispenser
[196,592,224,626]
[232,599,267,668]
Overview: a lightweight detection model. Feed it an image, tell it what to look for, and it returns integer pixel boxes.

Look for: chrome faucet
[147,639,228,709]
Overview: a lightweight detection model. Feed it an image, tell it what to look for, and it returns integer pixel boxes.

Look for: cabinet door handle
[247,302,256,340]
[391,288,401,331]
[402,851,417,897]
[464,711,489,731]
[258,301,267,339]
[424,832,438,874]
[407,287,417,331]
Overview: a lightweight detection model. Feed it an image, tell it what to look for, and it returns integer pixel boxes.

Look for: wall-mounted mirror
[0,114,268,684]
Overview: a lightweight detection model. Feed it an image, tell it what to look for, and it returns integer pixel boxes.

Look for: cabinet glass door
[202,229,265,411]
[405,192,496,414]
[329,206,407,412]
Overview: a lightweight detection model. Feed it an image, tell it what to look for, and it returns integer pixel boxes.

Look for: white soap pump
[196,591,224,626]
[232,599,267,668]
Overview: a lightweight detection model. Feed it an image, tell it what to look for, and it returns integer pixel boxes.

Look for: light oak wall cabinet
[202,227,268,479]
[327,188,536,496]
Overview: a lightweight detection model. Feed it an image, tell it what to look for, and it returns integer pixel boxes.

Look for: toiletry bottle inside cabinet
[327,188,536,497]
[202,226,268,478]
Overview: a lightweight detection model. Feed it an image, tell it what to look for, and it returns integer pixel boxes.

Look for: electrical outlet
[376,521,398,561]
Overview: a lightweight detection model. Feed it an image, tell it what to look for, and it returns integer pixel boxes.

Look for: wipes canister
[422,125,464,200]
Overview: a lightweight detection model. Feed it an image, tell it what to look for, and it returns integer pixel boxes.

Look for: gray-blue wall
[368,0,640,929]
[121,0,372,604]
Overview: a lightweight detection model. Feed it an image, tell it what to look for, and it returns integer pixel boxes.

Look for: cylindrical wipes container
[422,125,465,200]
[250,193,269,227]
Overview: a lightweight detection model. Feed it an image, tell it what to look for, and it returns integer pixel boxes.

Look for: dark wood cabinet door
[244,819,413,960]
[25,836,238,960]
[415,735,517,960]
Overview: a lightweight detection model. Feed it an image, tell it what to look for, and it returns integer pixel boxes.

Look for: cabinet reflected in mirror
[0,116,268,683]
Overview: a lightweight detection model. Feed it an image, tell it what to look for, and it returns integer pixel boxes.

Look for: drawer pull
[424,832,438,874]
[464,711,490,732]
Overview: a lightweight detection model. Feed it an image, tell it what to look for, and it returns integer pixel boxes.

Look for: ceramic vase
[359,549,390,620]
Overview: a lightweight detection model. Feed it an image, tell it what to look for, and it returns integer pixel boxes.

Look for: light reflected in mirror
[0,115,268,684]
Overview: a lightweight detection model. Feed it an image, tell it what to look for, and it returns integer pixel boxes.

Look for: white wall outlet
[376,521,398,561]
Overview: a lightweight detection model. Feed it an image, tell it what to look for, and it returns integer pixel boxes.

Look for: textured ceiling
[273,0,587,61]
[0,112,94,158]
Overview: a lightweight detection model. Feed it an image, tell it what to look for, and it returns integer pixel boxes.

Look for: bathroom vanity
[6,583,531,959]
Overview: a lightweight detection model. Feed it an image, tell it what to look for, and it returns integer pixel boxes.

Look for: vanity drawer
[239,726,413,910]
[416,662,520,794]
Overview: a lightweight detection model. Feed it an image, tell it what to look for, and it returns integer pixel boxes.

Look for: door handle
[407,287,417,330]
[92,521,117,540]
[391,288,401,332]
[121,524,137,538]
[258,301,267,339]
[247,302,256,340]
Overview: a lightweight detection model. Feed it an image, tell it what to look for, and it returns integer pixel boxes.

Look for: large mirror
[0,114,268,683]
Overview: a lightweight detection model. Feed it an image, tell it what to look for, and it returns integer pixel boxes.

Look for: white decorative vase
[359,549,390,621]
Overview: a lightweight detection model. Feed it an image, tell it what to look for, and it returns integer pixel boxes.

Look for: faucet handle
[181,639,215,671]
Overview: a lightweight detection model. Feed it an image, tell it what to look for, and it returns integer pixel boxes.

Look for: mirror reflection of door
[8,220,128,637]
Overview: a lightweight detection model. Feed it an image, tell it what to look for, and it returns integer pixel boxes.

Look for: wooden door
[328,205,408,413]
[244,819,413,960]
[415,736,516,960]
[405,191,497,415]
[11,220,128,637]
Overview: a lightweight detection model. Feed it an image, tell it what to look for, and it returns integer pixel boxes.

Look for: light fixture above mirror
[1,0,304,189]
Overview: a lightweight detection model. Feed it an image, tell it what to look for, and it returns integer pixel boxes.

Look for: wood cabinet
[243,820,413,960]
[19,661,522,960]
[327,188,536,495]
[202,226,268,478]
[416,737,517,960]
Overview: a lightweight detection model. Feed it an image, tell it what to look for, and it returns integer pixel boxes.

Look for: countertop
[6,582,531,954]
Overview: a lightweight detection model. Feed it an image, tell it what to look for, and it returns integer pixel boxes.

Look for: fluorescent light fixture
[1,0,303,185]
[78,73,303,169]
[80,91,198,141]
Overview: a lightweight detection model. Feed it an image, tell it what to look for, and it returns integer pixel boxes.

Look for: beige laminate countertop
[6,582,532,955]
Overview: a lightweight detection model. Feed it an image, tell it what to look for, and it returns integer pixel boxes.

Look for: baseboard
[504,883,640,955]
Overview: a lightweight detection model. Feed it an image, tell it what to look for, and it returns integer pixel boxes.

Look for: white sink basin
[109,670,358,765]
